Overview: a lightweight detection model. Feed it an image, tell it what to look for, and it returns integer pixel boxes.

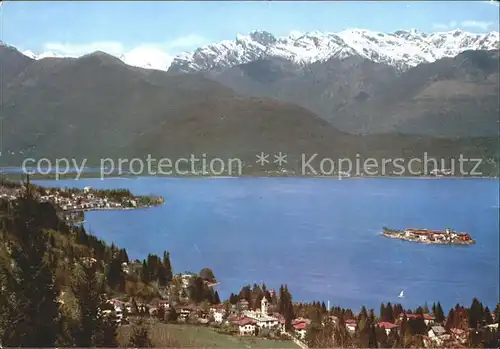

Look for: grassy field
[119,323,299,348]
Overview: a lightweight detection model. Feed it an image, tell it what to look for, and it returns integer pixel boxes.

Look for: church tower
[261,296,268,315]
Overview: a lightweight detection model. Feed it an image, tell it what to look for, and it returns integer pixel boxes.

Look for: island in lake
[381,227,475,245]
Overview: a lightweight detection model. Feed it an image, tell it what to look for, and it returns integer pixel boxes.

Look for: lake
[34,177,499,312]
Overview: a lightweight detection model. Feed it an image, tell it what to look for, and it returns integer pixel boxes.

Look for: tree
[435,302,445,323]
[0,196,60,347]
[107,256,125,292]
[214,290,221,304]
[368,324,378,348]
[376,326,390,348]
[157,306,166,322]
[494,303,500,324]
[165,307,178,323]
[200,267,215,281]
[188,276,207,304]
[408,308,426,335]
[398,315,411,348]
[483,306,493,325]
[469,298,484,329]
[423,302,430,314]
[445,308,455,330]
[141,260,150,284]
[380,303,386,322]
[71,260,118,347]
[334,316,352,347]
[279,285,295,331]
[163,251,173,283]
[128,318,153,347]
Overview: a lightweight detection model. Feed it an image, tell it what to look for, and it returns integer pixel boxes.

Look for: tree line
[0,188,165,346]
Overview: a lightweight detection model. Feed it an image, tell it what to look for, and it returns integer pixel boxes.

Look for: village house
[292,317,312,339]
[209,305,226,324]
[156,300,169,310]
[234,317,256,336]
[345,319,357,333]
[428,325,450,346]
[274,313,286,332]
[398,312,423,322]
[485,323,499,331]
[180,273,194,288]
[328,315,339,325]
[423,314,435,326]
[377,321,399,335]
[213,309,225,323]
[293,321,307,340]
[105,299,130,324]
[238,299,250,311]
[177,304,195,322]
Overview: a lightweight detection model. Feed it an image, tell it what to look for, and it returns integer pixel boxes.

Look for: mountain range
[1,28,499,175]
[22,29,499,72]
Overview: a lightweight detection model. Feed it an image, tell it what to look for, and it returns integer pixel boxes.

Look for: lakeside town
[0,177,164,223]
[381,227,476,245]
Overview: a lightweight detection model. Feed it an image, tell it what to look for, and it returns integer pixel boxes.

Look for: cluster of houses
[98,287,498,349]
[39,186,137,212]
[403,228,474,244]
[0,183,138,212]
[0,185,24,201]
[227,297,284,336]
[344,311,498,348]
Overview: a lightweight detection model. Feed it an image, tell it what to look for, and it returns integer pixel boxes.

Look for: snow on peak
[18,28,500,73]
[21,50,64,59]
[169,28,499,73]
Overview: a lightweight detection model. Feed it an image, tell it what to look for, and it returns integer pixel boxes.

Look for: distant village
[0,180,163,223]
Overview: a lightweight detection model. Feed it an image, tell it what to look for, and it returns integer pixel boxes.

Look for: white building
[210,305,226,324]
[214,310,225,323]
[237,318,256,336]
[242,297,279,329]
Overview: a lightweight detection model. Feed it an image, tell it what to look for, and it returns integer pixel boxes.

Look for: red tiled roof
[292,317,311,325]
[294,322,307,330]
[345,319,357,325]
[399,312,422,319]
[377,322,398,329]
[424,314,435,320]
[236,317,255,326]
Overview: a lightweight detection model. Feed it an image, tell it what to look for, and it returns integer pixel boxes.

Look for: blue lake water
[34,177,499,312]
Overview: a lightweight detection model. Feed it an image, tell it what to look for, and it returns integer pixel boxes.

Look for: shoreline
[20,173,500,181]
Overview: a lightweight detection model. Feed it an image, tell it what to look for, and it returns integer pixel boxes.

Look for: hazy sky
[1,1,499,56]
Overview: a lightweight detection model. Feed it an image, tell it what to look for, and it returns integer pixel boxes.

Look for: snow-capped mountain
[19,28,499,72]
[21,47,173,71]
[22,50,64,59]
[169,29,500,72]
[118,47,173,71]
